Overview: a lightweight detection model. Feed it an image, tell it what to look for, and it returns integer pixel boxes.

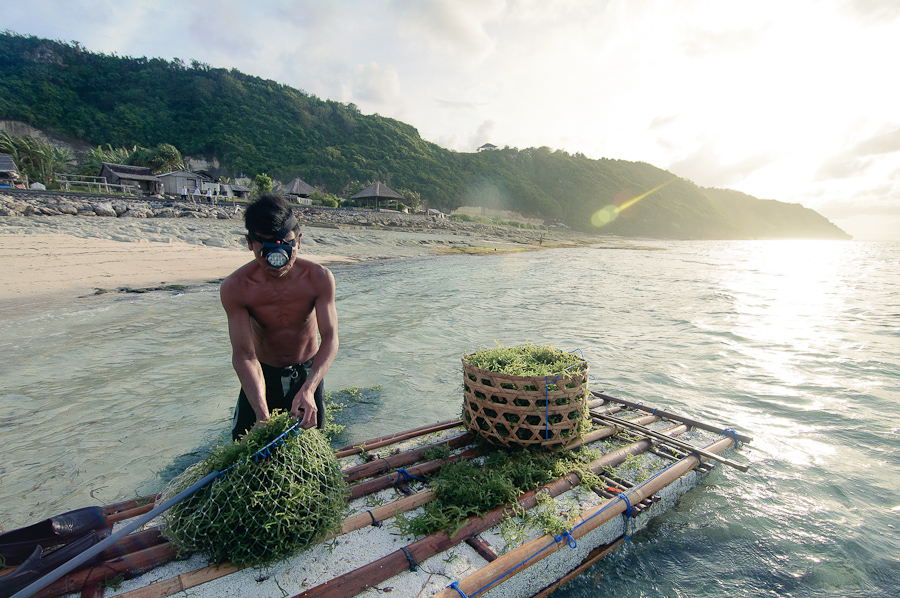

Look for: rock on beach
[0,190,580,249]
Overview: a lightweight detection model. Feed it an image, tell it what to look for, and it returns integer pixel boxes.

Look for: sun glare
[590,178,676,227]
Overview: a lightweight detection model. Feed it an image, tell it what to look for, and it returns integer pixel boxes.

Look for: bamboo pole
[528,537,624,598]
[592,392,753,443]
[591,411,749,471]
[291,424,681,598]
[333,491,437,537]
[112,563,242,598]
[348,448,479,499]
[107,503,156,524]
[333,396,607,460]
[342,432,473,483]
[431,436,735,598]
[26,414,663,598]
[114,489,440,598]
[31,543,178,598]
[334,419,464,458]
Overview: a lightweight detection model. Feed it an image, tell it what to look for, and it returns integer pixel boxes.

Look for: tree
[0,133,75,186]
[254,173,272,196]
[130,143,183,174]
[396,188,421,211]
[77,144,135,175]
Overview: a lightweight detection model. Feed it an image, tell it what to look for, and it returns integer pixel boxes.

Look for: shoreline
[0,213,606,318]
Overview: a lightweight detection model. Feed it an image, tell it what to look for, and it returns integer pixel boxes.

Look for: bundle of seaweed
[160,412,348,566]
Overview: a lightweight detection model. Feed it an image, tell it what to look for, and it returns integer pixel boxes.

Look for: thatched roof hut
[279,177,316,203]
[350,182,404,210]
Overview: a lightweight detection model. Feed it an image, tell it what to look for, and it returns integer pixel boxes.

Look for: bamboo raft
[1,392,750,598]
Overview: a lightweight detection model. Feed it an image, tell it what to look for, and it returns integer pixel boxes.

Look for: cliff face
[702,188,851,240]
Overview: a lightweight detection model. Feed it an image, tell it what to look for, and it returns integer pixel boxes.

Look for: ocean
[1,239,898,597]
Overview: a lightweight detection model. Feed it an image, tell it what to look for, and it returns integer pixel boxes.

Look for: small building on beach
[278,177,316,205]
[0,153,23,188]
[220,183,251,200]
[99,162,161,195]
[350,182,405,211]
[157,170,202,197]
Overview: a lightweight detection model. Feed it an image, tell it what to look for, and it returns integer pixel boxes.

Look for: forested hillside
[0,31,850,239]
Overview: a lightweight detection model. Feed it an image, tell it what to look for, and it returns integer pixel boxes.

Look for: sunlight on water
[1,240,898,597]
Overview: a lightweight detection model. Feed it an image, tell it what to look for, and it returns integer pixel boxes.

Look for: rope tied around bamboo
[461,344,590,449]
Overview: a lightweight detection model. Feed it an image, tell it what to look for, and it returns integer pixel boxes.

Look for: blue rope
[448,581,470,597]
[455,437,726,597]
[233,420,304,470]
[545,375,550,441]
[401,546,419,572]
[617,494,635,541]
[396,468,426,485]
[554,530,577,549]
[541,353,588,442]
[723,428,740,447]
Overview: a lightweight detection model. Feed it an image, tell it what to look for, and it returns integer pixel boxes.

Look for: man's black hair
[244,193,299,238]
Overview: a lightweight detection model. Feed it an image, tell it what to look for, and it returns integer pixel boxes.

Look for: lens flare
[591,178,676,228]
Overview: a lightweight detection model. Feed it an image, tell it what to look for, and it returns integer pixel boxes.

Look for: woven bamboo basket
[461,354,589,449]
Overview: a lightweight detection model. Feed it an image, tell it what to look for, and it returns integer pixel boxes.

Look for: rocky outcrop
[0,191,242,221]
[0,190,565,246]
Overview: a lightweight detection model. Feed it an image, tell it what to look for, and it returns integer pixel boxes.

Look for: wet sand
[0,215,573,318]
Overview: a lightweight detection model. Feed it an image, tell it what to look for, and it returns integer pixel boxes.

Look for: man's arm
[291,267,339,428]
[221,277,269,426]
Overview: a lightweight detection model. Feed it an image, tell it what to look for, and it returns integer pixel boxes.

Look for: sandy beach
[0,211,592,319]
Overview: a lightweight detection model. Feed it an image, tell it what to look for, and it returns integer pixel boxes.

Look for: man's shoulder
[295,258,335,284]
[221,260,262,293]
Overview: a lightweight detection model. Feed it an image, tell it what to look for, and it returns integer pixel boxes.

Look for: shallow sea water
[1,239,898,597]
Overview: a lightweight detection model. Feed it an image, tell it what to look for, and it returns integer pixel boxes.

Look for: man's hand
[291,388,317,429]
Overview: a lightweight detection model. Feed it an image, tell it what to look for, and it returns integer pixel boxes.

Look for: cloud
[648,115,677,130]
[815,124,900,181]
[349,62,403,106]
[839,0,900,25]
[667,141,774,187]
[388,0,505,62]
[469,119,497,151]
[435,98,485,110]
[679,24,769,58]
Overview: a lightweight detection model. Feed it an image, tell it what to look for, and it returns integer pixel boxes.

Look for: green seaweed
[395,444,601,538]
[464,342,586,377]
[160,411,348,566]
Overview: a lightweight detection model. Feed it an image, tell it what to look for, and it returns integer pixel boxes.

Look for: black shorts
[231,359,325,441]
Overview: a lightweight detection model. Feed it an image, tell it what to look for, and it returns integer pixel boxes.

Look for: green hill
[0,31,850,240]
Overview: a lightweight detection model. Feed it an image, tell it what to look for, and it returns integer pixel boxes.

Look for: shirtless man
[220,194,338,440]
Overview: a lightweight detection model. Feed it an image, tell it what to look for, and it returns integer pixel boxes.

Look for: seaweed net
[158,411,347,566]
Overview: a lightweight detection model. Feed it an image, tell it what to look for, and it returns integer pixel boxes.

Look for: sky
[5,0,900,240]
